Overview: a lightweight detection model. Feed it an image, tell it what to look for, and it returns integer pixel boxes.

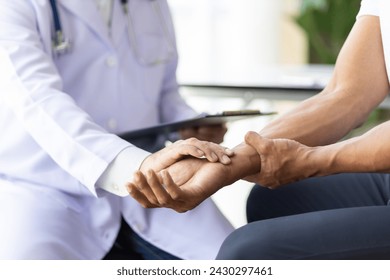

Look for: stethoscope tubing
[49,0,62,34]
[49,0,171,63]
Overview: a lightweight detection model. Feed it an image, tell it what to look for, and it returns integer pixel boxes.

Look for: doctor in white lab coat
[0,0,233,259]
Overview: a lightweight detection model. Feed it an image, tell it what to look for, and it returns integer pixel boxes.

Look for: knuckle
[158,197,169,206]
[140,202,151,208]
[150,198,159,205]
[171,192,180,200]
[187,137,199,144]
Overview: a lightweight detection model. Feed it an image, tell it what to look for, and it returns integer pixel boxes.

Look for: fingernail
[222,155,231,164]
[211,152,218,161]
[225,148,234,156]
[126,183,134,192]
[146,170,154,180]
[197,149,205,156]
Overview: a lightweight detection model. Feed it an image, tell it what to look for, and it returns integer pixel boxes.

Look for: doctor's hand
[243,131,318,189]
[127,157,231,212]
[179,123,227,144]
[138,137,233,176]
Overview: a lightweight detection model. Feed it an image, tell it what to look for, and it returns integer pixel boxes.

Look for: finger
[211,145,233,164]
[161,170,184,201]
[172,138,232,164]
[133,171,159,205]
[127,182,158,208]
[224,148,234,157]
[181,138,218,162]
[199,141,233,164]
[244,131,269,153]
[186,138,235,164]
[146,169,174,207]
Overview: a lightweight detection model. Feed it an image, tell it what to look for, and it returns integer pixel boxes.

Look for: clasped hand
[244,131,317,188]
[127,132,318,213]
[127,138,234,212]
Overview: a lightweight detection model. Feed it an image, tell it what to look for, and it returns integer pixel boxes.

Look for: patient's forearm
[312,121,390,176]
[223,142,261,184]
[259,90,369,147]
[259,16,389,147]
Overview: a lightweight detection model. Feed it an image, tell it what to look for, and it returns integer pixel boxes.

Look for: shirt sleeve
[96,146,150,197]
[357,0,380,18]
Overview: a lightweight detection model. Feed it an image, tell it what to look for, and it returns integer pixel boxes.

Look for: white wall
[168,0,306,84]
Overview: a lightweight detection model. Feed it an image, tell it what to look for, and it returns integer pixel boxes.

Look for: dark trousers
[217,173,390,259]
[104,218,180,260]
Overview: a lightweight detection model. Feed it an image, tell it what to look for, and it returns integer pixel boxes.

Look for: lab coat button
[106,56,118,67]
[107,118,117,130]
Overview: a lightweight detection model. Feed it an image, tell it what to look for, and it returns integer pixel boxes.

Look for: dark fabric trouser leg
[103,218,180,260]
[217,173,390,259]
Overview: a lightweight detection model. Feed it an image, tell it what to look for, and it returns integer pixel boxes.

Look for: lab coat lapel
[58,0,113,48]
[110,0,127,47]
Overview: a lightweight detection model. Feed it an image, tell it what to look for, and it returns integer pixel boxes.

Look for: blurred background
[166,0,373,228]
[168,0,360,81]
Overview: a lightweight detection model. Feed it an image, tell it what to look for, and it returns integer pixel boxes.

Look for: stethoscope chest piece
[52,30,72,56]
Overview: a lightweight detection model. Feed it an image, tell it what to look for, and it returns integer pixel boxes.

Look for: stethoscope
[49,0,71,55]
[49,0,175,65]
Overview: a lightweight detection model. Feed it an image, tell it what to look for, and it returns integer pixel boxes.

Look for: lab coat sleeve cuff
[96,146,151,197]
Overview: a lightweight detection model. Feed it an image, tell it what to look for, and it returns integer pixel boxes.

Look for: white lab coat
[0,0,233,259]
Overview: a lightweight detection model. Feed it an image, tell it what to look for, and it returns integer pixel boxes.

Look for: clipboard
[119,110,276,141]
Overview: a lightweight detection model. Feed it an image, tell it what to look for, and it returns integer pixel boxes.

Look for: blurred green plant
[295,0,361,64]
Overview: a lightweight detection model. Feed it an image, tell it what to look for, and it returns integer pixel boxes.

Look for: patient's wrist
[304,146,335,177]
[228,142,261,180]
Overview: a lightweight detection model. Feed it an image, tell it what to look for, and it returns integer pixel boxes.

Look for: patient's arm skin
[129,117,390,212]
[231,15,390,183]
[244,119,390,188]
[261,16,389,144]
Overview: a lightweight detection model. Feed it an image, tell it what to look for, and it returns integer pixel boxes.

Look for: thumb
[245,131,268,152]
[245,131,262,145]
